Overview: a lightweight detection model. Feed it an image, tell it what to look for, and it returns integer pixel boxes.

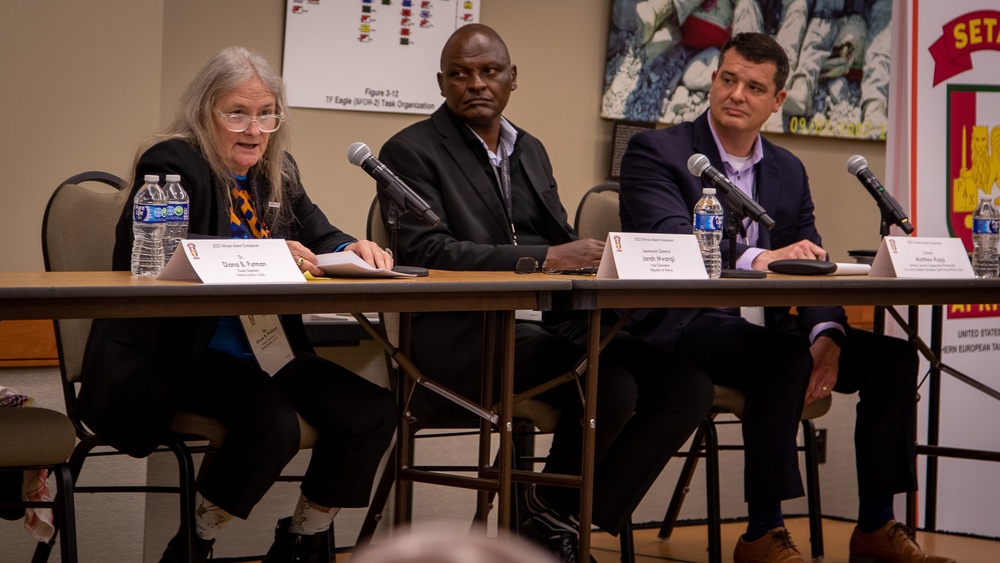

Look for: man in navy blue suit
[619,32,953,563]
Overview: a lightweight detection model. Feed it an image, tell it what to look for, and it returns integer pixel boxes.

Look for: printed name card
[158,239,306,284]
[597,232,708,279]
[869,236,974,278]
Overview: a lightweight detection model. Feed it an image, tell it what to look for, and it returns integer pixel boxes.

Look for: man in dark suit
[378,24,714,563]
[619,32,953,563]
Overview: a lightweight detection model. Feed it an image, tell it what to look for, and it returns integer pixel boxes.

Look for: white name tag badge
[515,310,543,321]
[597,232,708,279]
[158,239,306,284]
[870,236,974,278]
[240,315,294,376]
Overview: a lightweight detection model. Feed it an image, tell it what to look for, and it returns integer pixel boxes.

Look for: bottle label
[694,213,723,231]
[973,217,999,235]
[134,204,168,223]
[166,203,190,222]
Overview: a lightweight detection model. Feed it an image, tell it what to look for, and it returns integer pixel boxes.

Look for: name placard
[870,236,974,278]
[597,232,708,279]
[158,239,306,284]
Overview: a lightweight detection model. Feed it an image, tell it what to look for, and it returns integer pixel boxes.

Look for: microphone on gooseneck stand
[686,153,773,279]
[347,142,439,227]
[846,155,914,235]
[348,142,432,276]
[687,154,775,230]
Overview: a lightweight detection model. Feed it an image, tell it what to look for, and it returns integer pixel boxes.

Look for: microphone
[846,155,914,234]
[687,154,775,230]
[347,142,440,227]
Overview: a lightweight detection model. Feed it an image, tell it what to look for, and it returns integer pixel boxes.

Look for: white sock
[288,494,340,536]
[194,493,235,540]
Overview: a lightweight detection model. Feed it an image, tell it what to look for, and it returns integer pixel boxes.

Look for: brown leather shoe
[849,520,956,563]
[734,527,806,563]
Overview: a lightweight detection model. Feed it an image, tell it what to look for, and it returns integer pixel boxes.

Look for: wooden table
[565,273,1000,548]
[8,271,1000,558]
[0,270,574,552]
[0,270,567,320]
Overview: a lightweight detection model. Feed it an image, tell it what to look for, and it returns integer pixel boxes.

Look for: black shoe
[261,516,330,563]
[158,532,214,563]
[520,511,595,563]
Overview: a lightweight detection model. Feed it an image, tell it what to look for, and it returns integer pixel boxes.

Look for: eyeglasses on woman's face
[214,109,284,133]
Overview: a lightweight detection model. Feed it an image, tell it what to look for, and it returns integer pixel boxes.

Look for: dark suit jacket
[76,139,355,457]
[378,106,577,415]
[619,111,848,352]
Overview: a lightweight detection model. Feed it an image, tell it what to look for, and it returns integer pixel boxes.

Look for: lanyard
[488,142,516,245]
[734,164,759,246]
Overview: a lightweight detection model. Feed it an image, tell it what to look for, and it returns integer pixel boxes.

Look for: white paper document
[314,251,415,278]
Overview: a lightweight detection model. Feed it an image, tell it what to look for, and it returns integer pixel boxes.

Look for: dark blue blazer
[618,111,848,352]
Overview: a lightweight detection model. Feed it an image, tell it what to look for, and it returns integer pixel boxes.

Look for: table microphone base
[720,268,766,279]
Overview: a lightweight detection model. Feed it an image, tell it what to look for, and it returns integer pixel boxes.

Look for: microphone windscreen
[347,142,372,166]
[847,154,868,175]
[687,153,711,177]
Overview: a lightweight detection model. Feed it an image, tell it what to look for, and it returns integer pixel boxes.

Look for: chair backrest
[367,196,390,249]
[574,182,620,242]
[367,197,401,374]
[42,171,129,386]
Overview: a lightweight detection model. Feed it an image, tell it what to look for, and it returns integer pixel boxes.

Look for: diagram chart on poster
[282,0,479,115]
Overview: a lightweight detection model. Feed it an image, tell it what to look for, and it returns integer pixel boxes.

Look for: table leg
[497,310,516,531]
[578,309,600,560]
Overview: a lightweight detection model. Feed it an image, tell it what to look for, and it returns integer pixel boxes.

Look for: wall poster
[899,0,1000,539]
[601,0,891,140]
[282,0,479,115]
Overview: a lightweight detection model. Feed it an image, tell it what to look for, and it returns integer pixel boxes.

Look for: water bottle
[163,174,189,264]
[972,190,1000,278]
[131,174,167,276]
[693,187,723,278]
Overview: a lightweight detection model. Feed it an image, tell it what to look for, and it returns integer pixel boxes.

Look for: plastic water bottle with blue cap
[693,187,723,278]
[131,174,167,276]
[972,190,999,278]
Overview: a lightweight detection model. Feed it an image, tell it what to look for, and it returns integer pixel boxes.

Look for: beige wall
[1,0,890,274]
[0,1,164,273]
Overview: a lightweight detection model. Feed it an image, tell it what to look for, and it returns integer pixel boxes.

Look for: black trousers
[181,350,396,519]
[677,310,918,505]
[515,319,714,535]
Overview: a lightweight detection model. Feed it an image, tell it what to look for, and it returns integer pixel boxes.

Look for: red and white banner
[893,0,1000,538]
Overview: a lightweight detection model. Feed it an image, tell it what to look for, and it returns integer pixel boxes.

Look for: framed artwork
[601,0,891,140]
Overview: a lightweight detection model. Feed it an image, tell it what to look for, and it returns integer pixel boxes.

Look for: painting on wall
[601,0,891,140]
